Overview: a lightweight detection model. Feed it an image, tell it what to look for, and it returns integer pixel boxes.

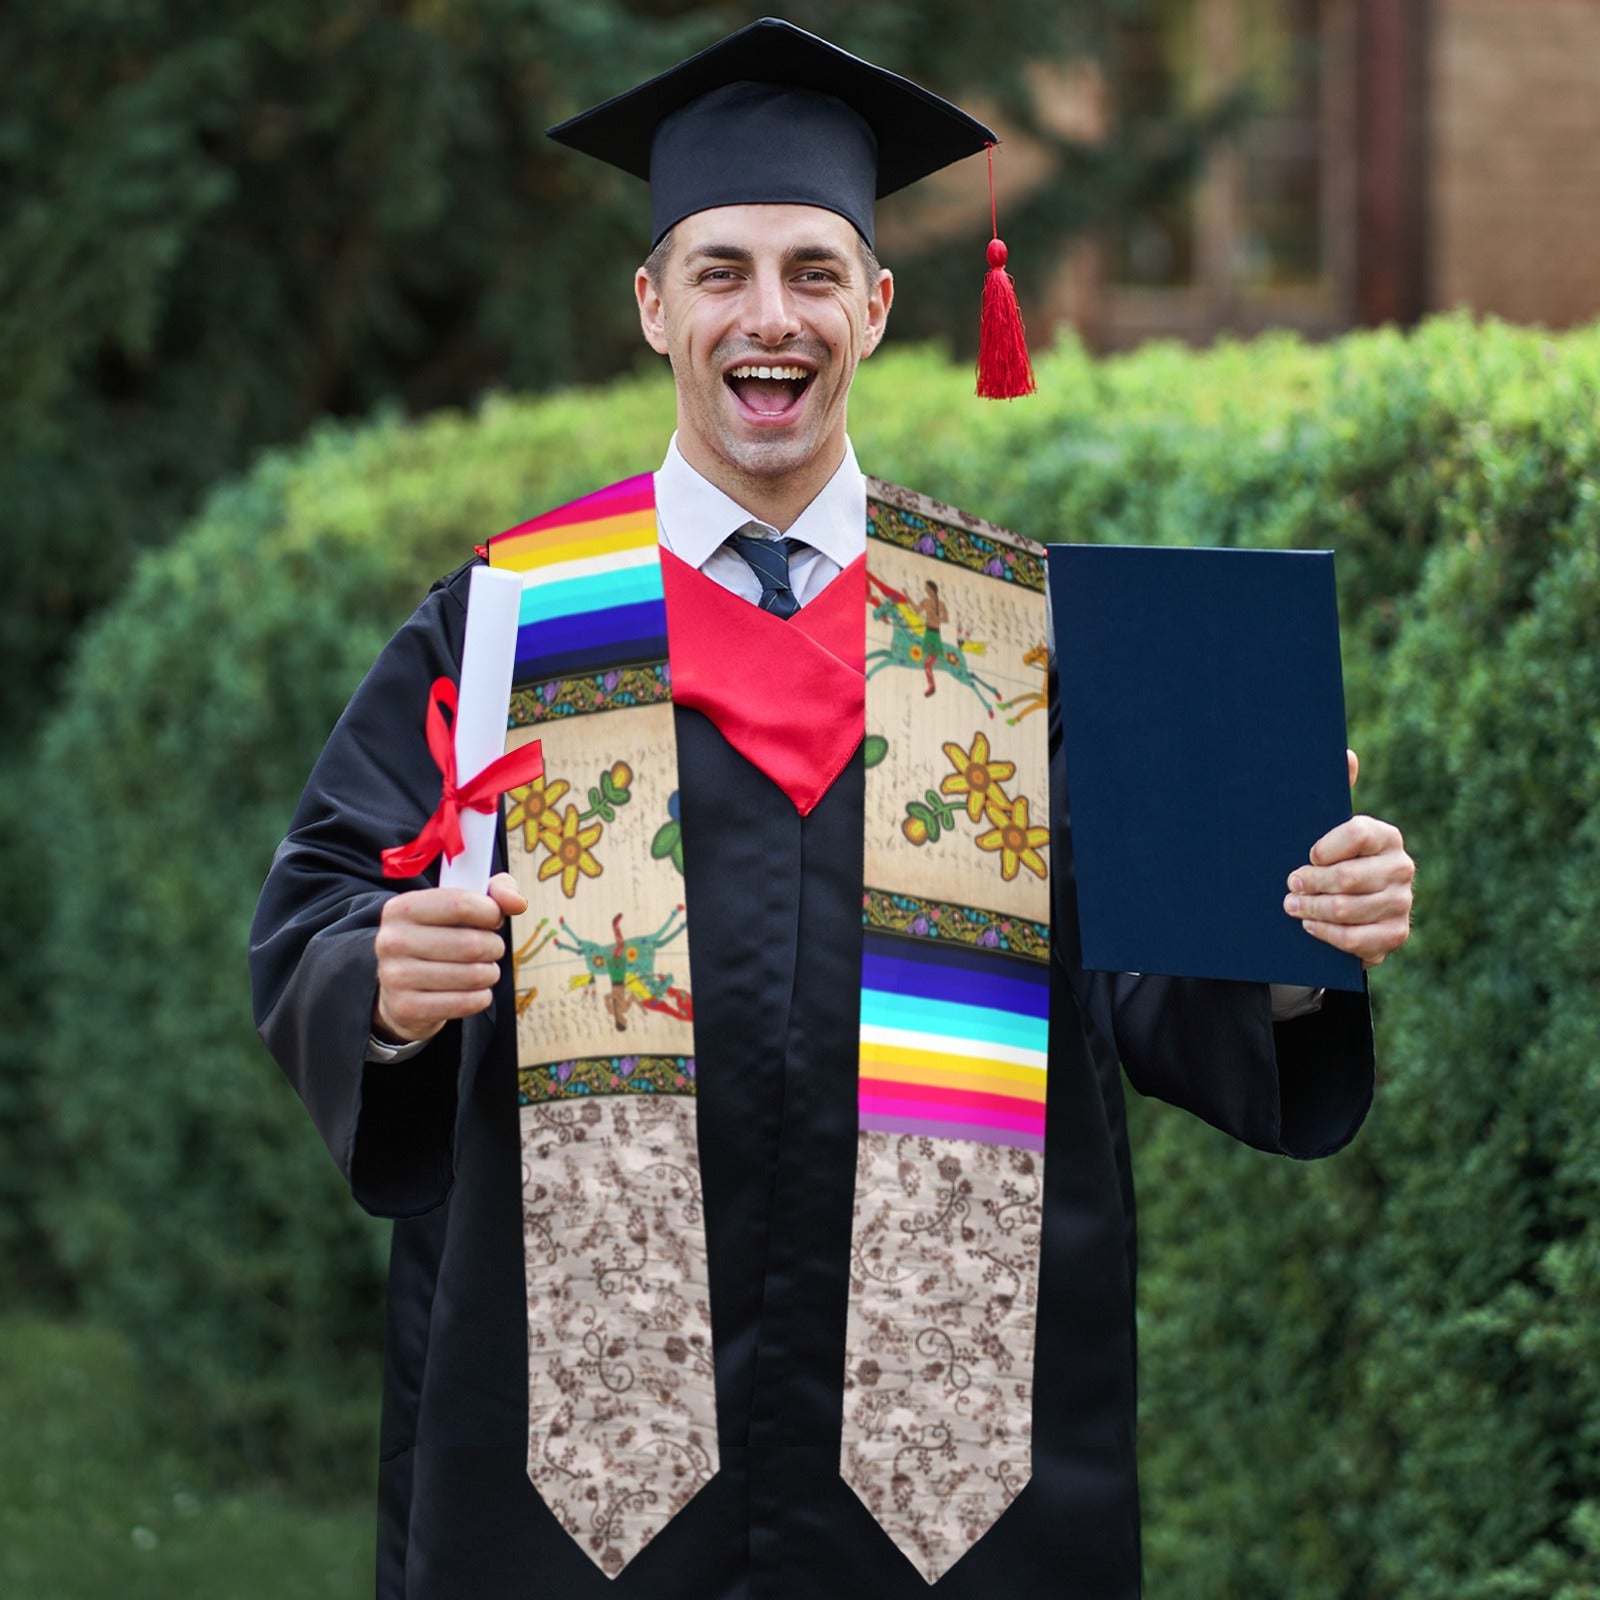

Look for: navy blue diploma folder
[1048,544,1364,993]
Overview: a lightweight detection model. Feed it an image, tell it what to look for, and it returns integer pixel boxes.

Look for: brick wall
[1431,0,1600,327]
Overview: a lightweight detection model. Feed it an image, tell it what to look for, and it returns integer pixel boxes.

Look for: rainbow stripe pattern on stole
[858,932,1048,1152]
[486,474,665,678]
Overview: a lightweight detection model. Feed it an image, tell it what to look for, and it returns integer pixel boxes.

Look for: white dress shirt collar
[654,435,866,570]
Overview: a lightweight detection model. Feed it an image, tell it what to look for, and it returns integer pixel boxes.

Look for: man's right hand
[372,871,528,1044]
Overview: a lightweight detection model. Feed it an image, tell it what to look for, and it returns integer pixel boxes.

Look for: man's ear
[861,268,894,358]
[636,267,670,356]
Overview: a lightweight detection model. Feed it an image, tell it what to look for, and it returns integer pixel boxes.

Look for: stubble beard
[688,336,845,487]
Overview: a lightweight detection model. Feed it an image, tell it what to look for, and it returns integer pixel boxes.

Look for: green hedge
[32,378,677,1478]
[32,318,1600,1597]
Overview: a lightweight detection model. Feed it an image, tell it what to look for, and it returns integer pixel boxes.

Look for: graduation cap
[549,17,1036,397]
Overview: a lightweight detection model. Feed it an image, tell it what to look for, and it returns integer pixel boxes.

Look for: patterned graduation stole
[845,484,1050,1582]
[489,476,1049,1583]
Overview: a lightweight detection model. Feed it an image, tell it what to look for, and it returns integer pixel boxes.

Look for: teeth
[727,365,809,381]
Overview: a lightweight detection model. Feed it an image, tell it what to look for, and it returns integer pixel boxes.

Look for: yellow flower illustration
[537,804,604,898]
[939,731,1017,822]
[506,775,570,852]
[974,793,1049,882]
[982,792,1013,826]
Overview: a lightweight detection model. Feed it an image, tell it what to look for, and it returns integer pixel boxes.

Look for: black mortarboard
[547,17,999,249]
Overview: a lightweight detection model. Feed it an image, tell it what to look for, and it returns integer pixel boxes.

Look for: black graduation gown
[250,559,1374,1600]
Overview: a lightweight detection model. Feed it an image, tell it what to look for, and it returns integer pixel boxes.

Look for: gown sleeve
[249,562,499,1216]
[1046,660,1375,1160]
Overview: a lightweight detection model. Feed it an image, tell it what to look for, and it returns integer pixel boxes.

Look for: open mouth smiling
[725,363,814,418]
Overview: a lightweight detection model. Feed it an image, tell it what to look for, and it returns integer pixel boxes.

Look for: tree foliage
[1,0,1179,742]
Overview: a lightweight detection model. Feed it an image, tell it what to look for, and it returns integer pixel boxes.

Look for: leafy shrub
[33,379,675,1479]
[33,316,1600,1600]
[1120,322,1600,1600]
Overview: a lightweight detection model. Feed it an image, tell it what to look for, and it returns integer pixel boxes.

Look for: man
[915,581,950,697]
[250,19,1413,1600]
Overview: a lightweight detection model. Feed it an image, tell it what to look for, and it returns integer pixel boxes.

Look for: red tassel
[976,145,1036,400]
[977,238,1036,399]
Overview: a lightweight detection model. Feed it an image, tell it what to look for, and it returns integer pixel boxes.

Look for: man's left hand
[1284,750,1415,969]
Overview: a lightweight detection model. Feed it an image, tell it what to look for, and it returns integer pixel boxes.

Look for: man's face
[636,204,893,494]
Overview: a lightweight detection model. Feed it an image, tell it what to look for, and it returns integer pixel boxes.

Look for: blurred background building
[1034,0,1600,348]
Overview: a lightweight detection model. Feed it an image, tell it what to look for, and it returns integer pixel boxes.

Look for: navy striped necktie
[727,525,806,619]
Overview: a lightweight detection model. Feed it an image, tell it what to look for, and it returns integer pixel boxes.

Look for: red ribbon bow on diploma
[381,677,544,879]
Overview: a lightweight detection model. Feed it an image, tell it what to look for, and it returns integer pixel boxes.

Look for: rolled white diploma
[438,564,525,893]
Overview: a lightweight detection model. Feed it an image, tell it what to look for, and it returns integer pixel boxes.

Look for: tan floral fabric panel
[841,1131,1042,1583]
[503,704,695,1072]
[521,1093,718,1576]
[860,537,1050,919]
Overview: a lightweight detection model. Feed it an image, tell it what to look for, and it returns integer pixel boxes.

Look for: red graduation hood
[662,550,866,816]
